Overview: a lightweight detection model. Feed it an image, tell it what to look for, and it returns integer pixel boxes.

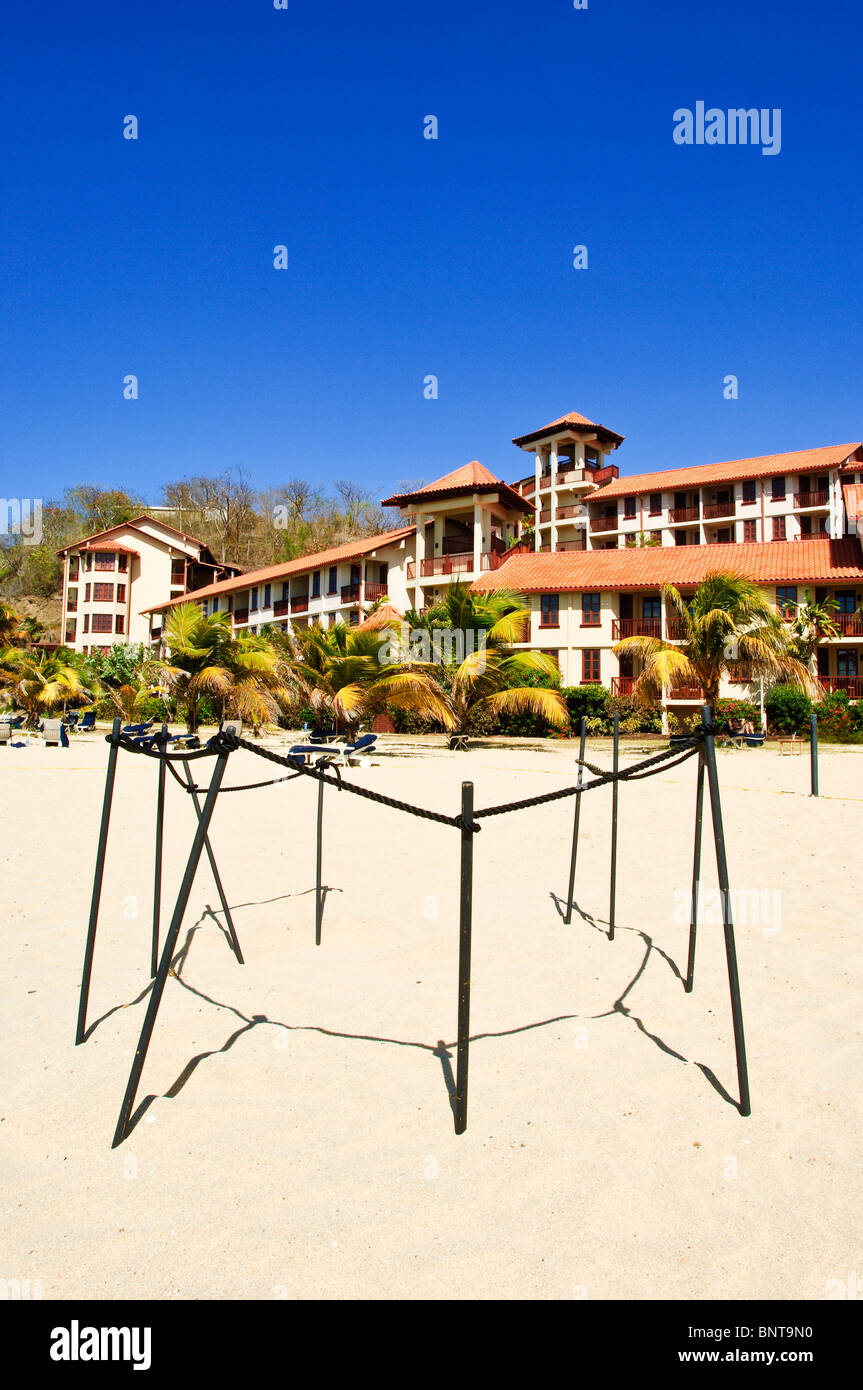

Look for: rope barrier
[108,726,706,834]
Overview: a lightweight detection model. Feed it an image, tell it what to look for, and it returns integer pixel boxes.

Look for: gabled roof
[589,444,861,500]
[56,513,239,571]
[471,538,863,594]
[143,526,416,614]
[512,412,625,449]
[381,461,534,514]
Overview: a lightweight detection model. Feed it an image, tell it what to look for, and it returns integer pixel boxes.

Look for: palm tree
[418,582,567,746]
[787,588,840,668]
[613,571,819,713]
[0,647,94,726]
[156,603,290,733]
[279,620,454,734]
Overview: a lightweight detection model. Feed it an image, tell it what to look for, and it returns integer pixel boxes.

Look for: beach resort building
[141,411,863,714]
[58,515,240,654]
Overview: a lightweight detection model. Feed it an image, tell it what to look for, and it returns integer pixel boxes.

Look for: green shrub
[713,696,762,734]
[765,683,812,734]
[814,690,863,744]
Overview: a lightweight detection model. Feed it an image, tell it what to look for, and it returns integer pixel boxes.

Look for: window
[115,615,124,634]
[263,584,271,608]
[743,519,758,542]
[581,592,600,626]
[623,497,636,519]
[211,596,218,612]
[772,515,786,541]
[800,516,812,535]
[65,619,76,642]
[93,582,113,602]
[541,650,560,670]
[117,584,126,602]
[312,572,321,598]
[68,556,80,580]
[84,584,91,602]
[328,566,338,594]
[675,530,687,546]
[540,594,560,627]
[171,559,185,584]
[649,493,662,516]
[83,614,89,634]
[84,553,93,571]
[716,528,731,543]
[94,552,114,570]
[118,554,128,573]
[67,588,78,610]
[250,587,259,612]
[776,586,797,617]
[92,613,112,634]
[837,649,858,678]
[835,590,857,614]
[202,601,208,617]
[378,563,388,584]
[582,649,601,684]
[771,477,786,501]
[742,480,757,504]
[349,610,359,626]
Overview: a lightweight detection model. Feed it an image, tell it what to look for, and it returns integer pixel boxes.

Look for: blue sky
[2,0,862,504]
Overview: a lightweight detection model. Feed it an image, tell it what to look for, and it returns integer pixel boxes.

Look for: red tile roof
[590,443,861,500]
[471,538,863,594]
[56,513,231,566]
[512,412,625,448]
[381,461,534,514]
[143,526,416,613]
[358,602,403,631]
[843,483,863,524]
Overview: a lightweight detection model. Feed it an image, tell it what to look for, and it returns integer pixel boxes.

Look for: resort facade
[62,410,863,713]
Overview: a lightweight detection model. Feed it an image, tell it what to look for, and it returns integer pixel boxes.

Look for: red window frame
[91,613,112,634]
[772,515,786,541]
[116,584,126,603]
[115,615,124,634]
[540,594,559,628]
[743,519,757,542]
[581,592,601,627]
[94,552,115,570]
[581,649,601,684]
[93,582,113,602]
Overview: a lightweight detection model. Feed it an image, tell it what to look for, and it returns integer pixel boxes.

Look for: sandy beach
[2,730,861,1301]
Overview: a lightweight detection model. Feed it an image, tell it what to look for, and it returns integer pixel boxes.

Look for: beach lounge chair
[75,712,96,734]
[122,720,154,737]
[289,732,377,768]
[41,719,70,748]
[0,726,9,746]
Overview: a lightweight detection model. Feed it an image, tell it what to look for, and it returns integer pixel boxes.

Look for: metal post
[685,751,705,993]
[112,752,229,1147]
[810,712,819,797]
[609,712,619,940]
[701,706,751,1117]
[454,782,474,1136]
[181,759,243,964]
[563,718,587,926]
[76,718,121,1045]
[315,774,324,946]
[151,725,168,978]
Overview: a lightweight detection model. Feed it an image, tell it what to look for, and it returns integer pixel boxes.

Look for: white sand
[2,730,861,1301]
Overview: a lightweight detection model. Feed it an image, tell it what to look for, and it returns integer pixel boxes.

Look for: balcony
[273,598,291,617]
[834,613,863,636]
[703,501,735,520]
[798,529,828,540]
[340,585,361,605]
[666,618,689,640]
[668,506,700,525]
[794,490,830,509]
[539,509,552,524]
[589,516,618,533]
[556,538,586,552]
[593,464,619,485]
[822,676,863,698]
[365,582,388,603]
[407,552,504,580]
[233,607,249,625]
[612,618,661,640]
[556,504,585,520]
[667,683,703,700]
[610,675,635,696]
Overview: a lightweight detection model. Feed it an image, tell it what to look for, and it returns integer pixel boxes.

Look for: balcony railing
[365,582,388,603]
[668,506,700,524]
[556,504,584,520]
[834,613,863,636]
[798,529,828,540]
[539,509,552,524]
[667,684,703,700]
[340,585,361,604]
[589,516,618,533]
[610,675,635,696]
[666,618,689,640]
[794,490,830,509]
[273,598,291,617]
[703,501,735,520]
[291,595,309,613]
[593,465,619,485]
[822,675,863,698]
[556,539,586,552]
[407,551,504,580]
[233,608,249,625]
[612,618,661,640]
